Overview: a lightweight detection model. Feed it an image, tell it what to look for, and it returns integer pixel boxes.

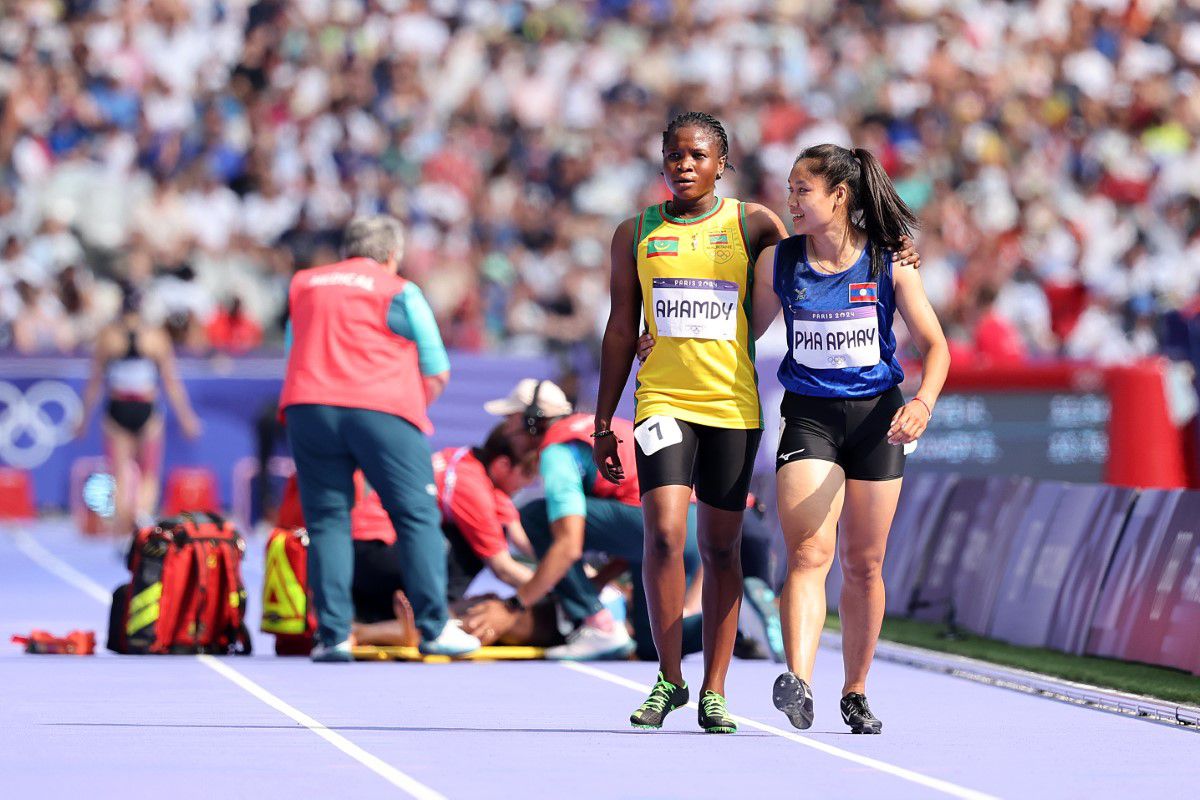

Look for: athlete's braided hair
[662,111,733,171]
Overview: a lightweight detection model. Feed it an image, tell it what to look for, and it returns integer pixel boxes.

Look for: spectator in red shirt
[972,285,1028,365]
[205,296,262,354]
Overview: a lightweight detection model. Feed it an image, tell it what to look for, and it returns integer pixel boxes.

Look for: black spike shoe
[840,692,883,734]
[772,671,815,730]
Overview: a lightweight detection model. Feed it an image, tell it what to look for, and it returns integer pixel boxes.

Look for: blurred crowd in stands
[1,0,1199,372]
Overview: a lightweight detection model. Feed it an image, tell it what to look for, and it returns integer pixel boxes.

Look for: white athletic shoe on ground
[545,621,635,661]
[419,620,482,657]
[311,639,354,663]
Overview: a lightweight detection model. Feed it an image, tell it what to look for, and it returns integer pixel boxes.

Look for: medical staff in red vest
[462,379,703,661]
[432,425,538,600]
[280,215,479,661]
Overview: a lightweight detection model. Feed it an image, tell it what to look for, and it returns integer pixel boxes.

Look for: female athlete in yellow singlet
[593,112,789,732]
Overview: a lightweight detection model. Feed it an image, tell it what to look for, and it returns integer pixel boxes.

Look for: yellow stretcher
[351,645,546,663]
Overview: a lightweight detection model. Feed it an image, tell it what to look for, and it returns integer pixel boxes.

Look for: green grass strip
[825,614,1200,706]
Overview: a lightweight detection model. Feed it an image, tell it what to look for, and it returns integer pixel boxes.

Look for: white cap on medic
[483,378,573,418]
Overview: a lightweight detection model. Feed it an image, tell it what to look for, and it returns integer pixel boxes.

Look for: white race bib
[652,278,739,340]
[791,307,881,369]
[634,415,683,456]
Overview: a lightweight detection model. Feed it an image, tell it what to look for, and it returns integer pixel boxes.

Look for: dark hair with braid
[662,111,733,171]
[794,144,917,278]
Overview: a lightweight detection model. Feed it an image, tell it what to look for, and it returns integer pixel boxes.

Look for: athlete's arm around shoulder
[892,263,950,412]
[743,202,788,340]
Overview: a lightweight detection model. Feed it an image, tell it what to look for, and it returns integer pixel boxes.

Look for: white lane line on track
[197,656,447,800]
[562,661,999,800]
[13,528,111,603]
[11,527,446,800]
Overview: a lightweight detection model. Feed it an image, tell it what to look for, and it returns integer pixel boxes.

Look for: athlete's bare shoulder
[614,214,639,238]
[139,325,172,360]
[739,202,788,254]
[610,215,639,261]
[94,323,124,356]
[741,202,786,232]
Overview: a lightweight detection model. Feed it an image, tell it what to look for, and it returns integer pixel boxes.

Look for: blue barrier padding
[951,476,1041,636]
[881,472,959,616]
[984,481,1081,647]
[910,476,997,622]
[1106,491,1200,674]
[1042,485,1134,654]
[1086,490,1181,661]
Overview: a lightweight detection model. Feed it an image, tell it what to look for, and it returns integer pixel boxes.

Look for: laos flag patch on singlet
[792,307,881,369]
[652,277,739,340]
[849,282,878,303]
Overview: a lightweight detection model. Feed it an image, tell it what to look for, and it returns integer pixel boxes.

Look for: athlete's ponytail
[794,144,918,278]
[852,148,917,277]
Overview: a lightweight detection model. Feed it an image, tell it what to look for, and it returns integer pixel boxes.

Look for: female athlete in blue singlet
[758,144,950,734]
[76,286,202,536]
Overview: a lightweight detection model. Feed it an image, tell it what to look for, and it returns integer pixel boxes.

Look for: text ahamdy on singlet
[652,277,739,340]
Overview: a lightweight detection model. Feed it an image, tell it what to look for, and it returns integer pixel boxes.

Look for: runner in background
[75,284,201,537]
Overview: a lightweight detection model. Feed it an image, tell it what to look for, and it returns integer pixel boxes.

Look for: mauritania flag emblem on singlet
[633,198,761,430]
[647,237,679,258]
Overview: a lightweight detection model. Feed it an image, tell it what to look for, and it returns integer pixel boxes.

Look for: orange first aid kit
[12,630,96,655]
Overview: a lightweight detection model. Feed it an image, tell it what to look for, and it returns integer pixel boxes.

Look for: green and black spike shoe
[698,690,738,734]
[630,672,689,729]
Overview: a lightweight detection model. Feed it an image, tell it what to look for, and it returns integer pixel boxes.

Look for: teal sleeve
[283,319,293,356]
[387,283,450,376]
[540,442,593,523]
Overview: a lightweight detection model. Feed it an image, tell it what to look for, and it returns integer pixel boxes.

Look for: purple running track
[1,520,1196,799]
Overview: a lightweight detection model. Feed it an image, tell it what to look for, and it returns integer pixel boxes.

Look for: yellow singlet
[634,197,761,429]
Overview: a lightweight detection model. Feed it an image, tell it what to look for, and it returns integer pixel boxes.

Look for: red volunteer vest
[280,258,433,434]
[540,414,641,506]
[277,472,396,545]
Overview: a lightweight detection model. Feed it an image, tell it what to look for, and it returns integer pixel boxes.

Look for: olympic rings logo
[0,381,82,470]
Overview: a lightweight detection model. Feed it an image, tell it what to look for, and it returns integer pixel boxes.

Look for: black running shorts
[634,416,763,511]
[106,399,155,435]
[775,387,906,481]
